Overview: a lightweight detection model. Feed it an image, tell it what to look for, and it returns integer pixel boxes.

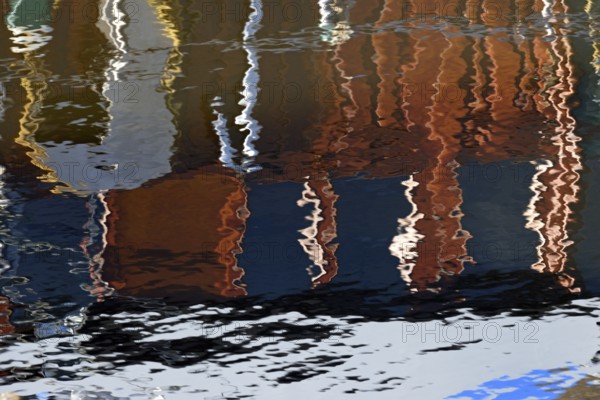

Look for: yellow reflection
[14,56,58,184]
[586,0,600,73]
[148,0,183,167]
[148,0,184,93]
[0,392,21,400]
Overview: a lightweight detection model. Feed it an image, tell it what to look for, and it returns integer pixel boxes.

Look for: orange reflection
[311,0,584,291]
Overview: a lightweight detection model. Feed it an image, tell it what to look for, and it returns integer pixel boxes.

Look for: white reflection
[212,97,238,170]
[318,0,353,45]
[235,0,263,173]
[297,181,327,283]
[524,159,552,272]
[212,0,264,173]
[98,0,128,81]
[298,177,339,286]
[39,0,178,194]
[6,0,54,53]
[389,176,424,285]
[541,0,553,18]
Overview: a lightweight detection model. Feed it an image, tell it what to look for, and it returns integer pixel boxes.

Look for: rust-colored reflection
[305,0,585,291]
[0,296,14,335]
[101,169,249,298]
[80,193,115,302]
[400,14,473,290]
[321,0,474,290]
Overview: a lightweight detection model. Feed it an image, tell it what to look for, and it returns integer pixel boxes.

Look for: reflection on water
[0,0,599,398]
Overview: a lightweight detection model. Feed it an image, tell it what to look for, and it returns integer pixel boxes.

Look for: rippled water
[0,0,599,398]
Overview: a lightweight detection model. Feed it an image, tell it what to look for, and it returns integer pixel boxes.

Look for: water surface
[0,0,599,398]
